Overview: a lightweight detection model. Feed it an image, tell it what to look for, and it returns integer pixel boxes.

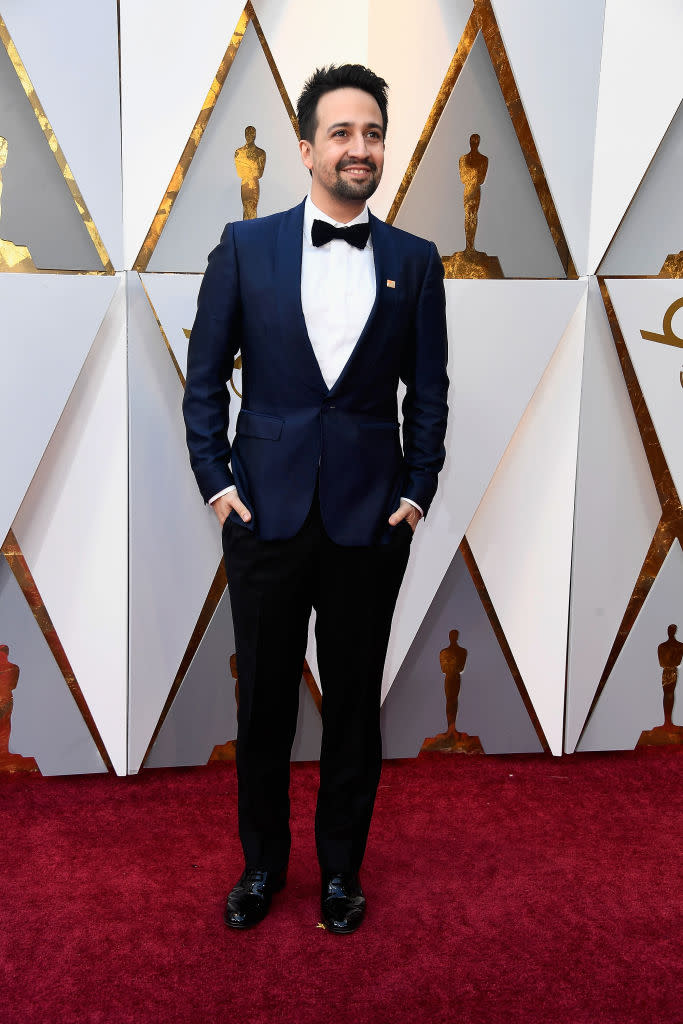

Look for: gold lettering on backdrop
[659,252,683,278]
[0,136,36,273]
[421,630,484,754]
[0,645,38,773]
[183,327,242,396]
[442,134,503,280]
[637,624,683,747]
[234,126,266,220]
[640,297,683,349]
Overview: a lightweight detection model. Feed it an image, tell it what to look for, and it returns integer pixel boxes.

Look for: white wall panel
[128,272,223,773]
[2,0,123,268]
[566,278,661,752]
[120,0,247,268]
[491,0,605,275]
[599,101,683,276]
[0,559,107,776]
[0,275,118,544]
[140,273,202,379]
[368,0,473,221]
[255,0,368,121]
[608,279,683,509]
[12,278,128,776]
[394,33,564,278]
[148,20,308,272]
[467,286,587,755]
[587,0,683,272]
[383,279,584,701]
[579,541,683,751]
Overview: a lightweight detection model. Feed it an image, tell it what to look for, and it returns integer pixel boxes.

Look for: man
[183,64,448,934]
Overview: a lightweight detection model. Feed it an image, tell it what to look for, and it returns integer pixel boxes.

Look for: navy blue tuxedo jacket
[183,199,448,546]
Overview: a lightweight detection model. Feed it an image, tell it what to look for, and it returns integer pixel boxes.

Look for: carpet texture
[1,749,681,1024]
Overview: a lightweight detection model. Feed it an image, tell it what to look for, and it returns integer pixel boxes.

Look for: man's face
[300,87,385,205]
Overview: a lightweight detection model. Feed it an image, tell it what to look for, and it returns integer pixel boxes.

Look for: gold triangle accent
[1,529,114,773]
[0,15,114,274]
[133,2,299,272]
[574,281,683,748]
[386,0,572,277]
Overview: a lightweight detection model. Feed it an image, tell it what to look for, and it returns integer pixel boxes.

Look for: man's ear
[299,138,313,171]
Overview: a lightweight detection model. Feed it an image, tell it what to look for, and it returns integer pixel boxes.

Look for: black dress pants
[222,496,412,876]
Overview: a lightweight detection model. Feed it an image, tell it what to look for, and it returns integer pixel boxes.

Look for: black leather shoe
[320,873,366,934]
[224,867,286,929]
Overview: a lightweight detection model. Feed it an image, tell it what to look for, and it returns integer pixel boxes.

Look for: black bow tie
[311,219,371,250]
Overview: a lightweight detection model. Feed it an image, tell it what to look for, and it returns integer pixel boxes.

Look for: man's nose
[347,132,370,159]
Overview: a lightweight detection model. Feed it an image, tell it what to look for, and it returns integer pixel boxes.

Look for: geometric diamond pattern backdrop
[1,0,681,774]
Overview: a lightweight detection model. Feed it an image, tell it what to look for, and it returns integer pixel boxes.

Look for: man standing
[183,65,448,934]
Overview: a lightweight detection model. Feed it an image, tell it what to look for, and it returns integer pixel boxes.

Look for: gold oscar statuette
[638,624,683,747]
[659,252,683,278]
[234,126,266,221]
[0,645,38,773]
[0,136,36,273]
[442,134,503,280]
[421,630,483,754]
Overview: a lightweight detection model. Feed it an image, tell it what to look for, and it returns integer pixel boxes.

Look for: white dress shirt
[209,195,422,515]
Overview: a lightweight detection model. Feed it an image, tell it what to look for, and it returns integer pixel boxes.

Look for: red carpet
[1,749,681,1024]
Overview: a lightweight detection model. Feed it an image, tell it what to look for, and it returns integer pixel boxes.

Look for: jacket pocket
[236,408,284,440]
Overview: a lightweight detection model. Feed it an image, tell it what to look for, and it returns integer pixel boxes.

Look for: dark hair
[296,64,389,143]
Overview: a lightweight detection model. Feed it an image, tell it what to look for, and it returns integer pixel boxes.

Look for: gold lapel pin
[386,279,396,288]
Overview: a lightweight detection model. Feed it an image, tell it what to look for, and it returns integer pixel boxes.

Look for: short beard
[331,159,379,201]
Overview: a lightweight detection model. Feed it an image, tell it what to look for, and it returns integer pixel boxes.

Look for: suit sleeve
[182,223,242,503]
[400,241,449,517]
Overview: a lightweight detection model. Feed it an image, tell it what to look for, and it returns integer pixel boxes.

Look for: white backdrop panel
[608,279,683,510]
[491,0,605,275]
[566,278,661,752]
[128,272,223,773]
[0,558,107,776]
[120,0,247,268]
[382,279,584,701]
[599,101,683,276]
[579,541,683,751]
[367,0,473,221]
[148,19,308,272]
[466,286,587,755]
[255,0,368,121]
[2,0,123,268]
[12,278,128,776]
[394,33,564,278]
[0,274,118,544]
[587,0,683,272]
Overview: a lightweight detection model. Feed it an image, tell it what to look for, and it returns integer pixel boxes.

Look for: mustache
[336,158,377,173]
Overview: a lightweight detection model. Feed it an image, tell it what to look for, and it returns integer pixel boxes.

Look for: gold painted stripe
[1,530,115,773]
[0,15,114,274]
[140,562,228,769]
[575,281,683,746]
[386,0,572,277]
[132,7,251,271]
[386,10,478,226]
[138,274,187,387]
[247,2,300,139]
[476,0,570,275]
[460,537,551,753]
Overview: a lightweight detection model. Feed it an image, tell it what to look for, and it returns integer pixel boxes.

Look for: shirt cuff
[401,497,424,516]
[209,485,236,505]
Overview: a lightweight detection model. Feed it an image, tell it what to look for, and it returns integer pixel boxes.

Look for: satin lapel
[276,200,329,396]
[328,211,389,398]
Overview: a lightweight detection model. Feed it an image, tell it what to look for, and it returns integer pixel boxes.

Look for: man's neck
[309,183,366,224]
